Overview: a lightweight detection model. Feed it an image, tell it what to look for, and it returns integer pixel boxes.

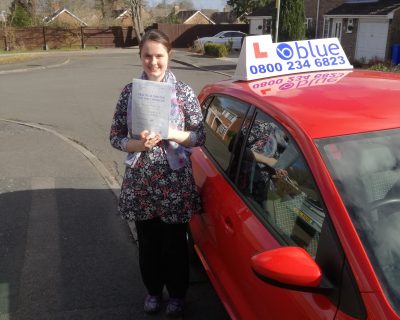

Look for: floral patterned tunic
[110,78,206,224]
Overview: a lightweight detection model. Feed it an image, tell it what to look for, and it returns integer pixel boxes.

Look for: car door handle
[223,216,234,234]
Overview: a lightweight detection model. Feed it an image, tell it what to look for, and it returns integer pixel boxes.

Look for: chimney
[0,10,6,23]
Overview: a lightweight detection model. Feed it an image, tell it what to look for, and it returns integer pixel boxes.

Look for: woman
[110,29,205,317]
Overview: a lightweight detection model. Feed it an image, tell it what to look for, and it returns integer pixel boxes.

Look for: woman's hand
[167,128,192,147]
[140,130,161,150]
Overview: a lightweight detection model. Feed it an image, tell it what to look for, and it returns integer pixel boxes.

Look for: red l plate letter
[253,42,268,58]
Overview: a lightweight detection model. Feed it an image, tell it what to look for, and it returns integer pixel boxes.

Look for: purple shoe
[143,294,162,314]
[166,298,185,318]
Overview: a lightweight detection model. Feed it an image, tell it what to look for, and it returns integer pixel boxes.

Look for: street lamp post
[275,0,280,42]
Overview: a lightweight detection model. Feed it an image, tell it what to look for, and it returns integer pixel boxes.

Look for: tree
[278,0,305,42]
[9,0,33,26]
[95,0,115,19]
[124,0,144,42]
[176,0,194,10]
[227,0,271,20]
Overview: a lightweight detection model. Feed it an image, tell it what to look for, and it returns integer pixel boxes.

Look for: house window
[332,19,343,40]
[305,17,312,31]
[263,19,272,34]
[323,17,330,38]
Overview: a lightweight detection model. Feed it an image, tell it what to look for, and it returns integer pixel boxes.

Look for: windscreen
[316,128,400,315]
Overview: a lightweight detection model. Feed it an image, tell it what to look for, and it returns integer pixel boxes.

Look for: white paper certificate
[131,79,172,138]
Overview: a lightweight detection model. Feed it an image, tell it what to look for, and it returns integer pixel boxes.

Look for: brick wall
[340,18,358,63]
[304,0,318,37]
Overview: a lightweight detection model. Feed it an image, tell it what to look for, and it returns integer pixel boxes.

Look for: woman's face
[140,40,170,82]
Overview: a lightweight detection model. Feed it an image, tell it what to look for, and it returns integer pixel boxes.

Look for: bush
[368,63,389,71]
[392,64,400,73]
[204,43,229,57]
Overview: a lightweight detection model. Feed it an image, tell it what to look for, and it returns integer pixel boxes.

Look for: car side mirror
[251,247,333,294]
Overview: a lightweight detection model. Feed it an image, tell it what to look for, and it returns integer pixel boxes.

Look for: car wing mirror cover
[251,247,323,288]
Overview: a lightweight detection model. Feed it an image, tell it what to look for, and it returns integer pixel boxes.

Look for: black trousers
[135,218,189,299]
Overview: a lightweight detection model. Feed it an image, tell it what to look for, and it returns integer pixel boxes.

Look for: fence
[0,24,249,51]
[0,26,139,51]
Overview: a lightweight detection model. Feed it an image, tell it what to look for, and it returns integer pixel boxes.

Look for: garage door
[355,20,389,62]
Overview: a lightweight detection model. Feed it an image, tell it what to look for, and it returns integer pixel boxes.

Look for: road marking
[0,59,70,75]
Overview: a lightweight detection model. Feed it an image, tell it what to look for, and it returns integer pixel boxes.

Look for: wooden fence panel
[10,27,45,50]
[83,27,138,48]
[45,27,82,49]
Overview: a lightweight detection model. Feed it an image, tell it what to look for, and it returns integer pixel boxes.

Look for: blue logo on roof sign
[276,40,341,61]
[233,36,353,81]
[276,43,294,60]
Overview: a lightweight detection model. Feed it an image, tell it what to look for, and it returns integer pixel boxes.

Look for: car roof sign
[233,36,353,81]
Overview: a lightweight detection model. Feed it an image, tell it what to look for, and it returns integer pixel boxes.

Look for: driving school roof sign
[234,35,353,81]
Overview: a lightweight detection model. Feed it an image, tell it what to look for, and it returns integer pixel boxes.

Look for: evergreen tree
[9,0,33,26]
[278,0,305,42]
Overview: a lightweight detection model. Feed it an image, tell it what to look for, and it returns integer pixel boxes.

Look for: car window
[214,31,225,37]
[203,95,251,172]
[231,32,244,37]
[236,110,328,258]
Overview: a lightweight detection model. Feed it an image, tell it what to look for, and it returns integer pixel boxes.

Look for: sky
[148,0,227,11]
[195,0,227,10]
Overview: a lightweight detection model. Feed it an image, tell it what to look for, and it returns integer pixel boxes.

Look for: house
[248,0,400,63]
[114,8,151,27]
[174,9,215,24]
[210,11,243,24]
[205,104,243,144]
[246,2,276,35]
[43,7,87,26]
[324,0,400,63]
[114,8,132,26]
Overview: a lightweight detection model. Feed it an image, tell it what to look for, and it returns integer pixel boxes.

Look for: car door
[191,96,366,320]
[224,32,243,49]
[190,95,255,316]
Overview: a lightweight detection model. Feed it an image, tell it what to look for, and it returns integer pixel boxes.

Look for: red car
[189,67,400,319]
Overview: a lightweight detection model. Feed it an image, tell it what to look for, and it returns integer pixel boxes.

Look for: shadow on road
[0,189,229,320]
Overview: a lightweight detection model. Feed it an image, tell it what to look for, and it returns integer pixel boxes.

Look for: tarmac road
[0,48,237,320]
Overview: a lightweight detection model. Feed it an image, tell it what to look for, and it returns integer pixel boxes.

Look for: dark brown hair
[139,29,172,56]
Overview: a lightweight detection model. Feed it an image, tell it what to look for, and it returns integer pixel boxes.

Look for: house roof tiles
[43,7,87,25]
[246,3,276,17]
[327,0,400,16]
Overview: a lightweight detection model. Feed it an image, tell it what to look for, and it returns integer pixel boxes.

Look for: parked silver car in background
[193,30,247,50]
